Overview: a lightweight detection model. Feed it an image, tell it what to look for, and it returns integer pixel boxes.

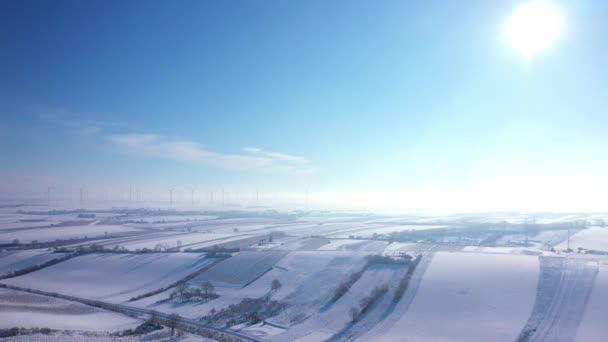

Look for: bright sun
[504,1,564,59]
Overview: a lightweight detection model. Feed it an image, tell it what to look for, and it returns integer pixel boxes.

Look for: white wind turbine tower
[46,186,52,207]
[190,187,197,207]
[79,187,85,205]
[169,187,175,207]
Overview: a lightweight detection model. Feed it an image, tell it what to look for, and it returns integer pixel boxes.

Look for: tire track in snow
[518,256,598,342]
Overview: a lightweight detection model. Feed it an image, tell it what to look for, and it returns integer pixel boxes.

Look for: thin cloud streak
[108,134,318,175]
[243,147,309,164]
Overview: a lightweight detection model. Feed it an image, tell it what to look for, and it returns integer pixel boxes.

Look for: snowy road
[0,283,262,342]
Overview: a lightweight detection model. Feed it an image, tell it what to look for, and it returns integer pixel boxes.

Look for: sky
[1,0,608,211]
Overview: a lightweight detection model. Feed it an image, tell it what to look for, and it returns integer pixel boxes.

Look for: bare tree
[148,310,160,324]
[271,279,282,292]
[172,283,187,299]
[167,313,182,336]
[200,281,215,297]
[349,307,359,322]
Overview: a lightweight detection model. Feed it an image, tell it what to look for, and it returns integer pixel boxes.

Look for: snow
[0,288,140,331]
[234,322,286,339]
[558,227,608,251]
[0,224,138,244]
[372,252,539,342]
[520,256,598,342]
[128,250,369,321]
[129,215,217,223]
[575,262,608,342]
[191,250,288,288]
[383,242,433,254]
[316,239,363,251]
[2,253,212,302]
[274,263,408,341]
[107,232,253,251]
[532,229,570,245]
[329,225,449,238]
[462,246,543,256]
[0,251,65,276]
[267,251,370,327]
[1,330,203,342]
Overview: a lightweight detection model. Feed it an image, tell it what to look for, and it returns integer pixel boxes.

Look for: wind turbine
[46,186,52,206]
[79,187,85,205]
[169,187,175,207]
[190,187,197,207]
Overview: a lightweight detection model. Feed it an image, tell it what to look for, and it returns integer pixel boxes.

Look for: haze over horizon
[2,0,608,211]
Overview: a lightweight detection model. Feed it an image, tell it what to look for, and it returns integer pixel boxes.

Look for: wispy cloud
[108,134,318,175]
[243,147,262,154]
[243,147,309,164]
[31,106,126,135]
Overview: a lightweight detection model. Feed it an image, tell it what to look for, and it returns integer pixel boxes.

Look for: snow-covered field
[0,224,138,244]
[191,250,288,288]
[328,224,449,238]
[0,251,65,276]
[2,253,212,302]
[3,206,608,341]
[558,227,608,251]
[520,256,598,342]
[131,250,371,322]
[103,232,253,251]
[0,331,202,342]
[267,251,370,327]
[0,288,140,331]
[127,215,217,223]
[274,263,408,341]
[462,246,543,256]
[370,252,539,342]
[575,262,608,342]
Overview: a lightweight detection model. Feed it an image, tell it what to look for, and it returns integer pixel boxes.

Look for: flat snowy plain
[2,206,608,341]
[2,253,213,302]
[371,252,539,342]
[0,288,140,331]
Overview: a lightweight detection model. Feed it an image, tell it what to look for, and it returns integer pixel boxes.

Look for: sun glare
[504,1,564,59]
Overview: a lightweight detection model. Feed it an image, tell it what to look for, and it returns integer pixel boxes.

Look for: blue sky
[2,0,608,209]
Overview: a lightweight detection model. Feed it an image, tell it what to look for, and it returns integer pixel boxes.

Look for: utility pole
[47,186,51,207]
[79,187,84,205]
